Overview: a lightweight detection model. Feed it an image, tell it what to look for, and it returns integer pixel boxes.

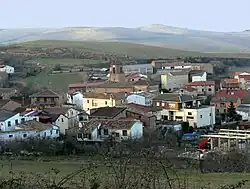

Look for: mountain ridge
[1,24,250,53]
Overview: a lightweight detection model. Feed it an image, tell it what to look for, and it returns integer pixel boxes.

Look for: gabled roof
[43,107,71,115]
[0,110,17,121]
[30,89,60,98]
[82,119,137,132]
[90,107,126,119]
[15,120,55,131]
[216,90,248,99]
[153,93,196,102]
[0,100,21,112]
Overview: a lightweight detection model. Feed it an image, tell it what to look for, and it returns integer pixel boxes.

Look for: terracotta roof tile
[90,107,126,119]
[186,81,215,86]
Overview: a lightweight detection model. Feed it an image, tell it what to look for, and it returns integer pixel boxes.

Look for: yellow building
[83,92,126,111]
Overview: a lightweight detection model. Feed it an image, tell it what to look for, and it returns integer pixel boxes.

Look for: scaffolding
[201,129,250,150]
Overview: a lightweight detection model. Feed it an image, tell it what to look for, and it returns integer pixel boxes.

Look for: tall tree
[227,102,241,121]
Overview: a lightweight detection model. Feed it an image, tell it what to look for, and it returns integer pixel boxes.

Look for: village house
[68,81,105,94]
[0,99,21,112]
[185,81,215,96]
[41,107,80,132]
[83,92,126,111]
[153,93,215,128]
[67,92,84,110]
[152,60,191,70]
[236,104,250,121]
[76,119,143,142]
[88,107,127,120]
[0,111,20,131]
[30,89,66,107]
[126,92,157,106]
[236,74,250,90]
[0,120,60,141]
[126,103,161,127]
[220,78,239,90]
[172,87,198,96]
[188,70,207,82]
[211,96,241,114]
[0,65,14,74]
[161,71,189,91]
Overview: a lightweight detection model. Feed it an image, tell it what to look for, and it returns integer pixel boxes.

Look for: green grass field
[20,40,250,59]
[23,72,84,91]
[29,58,105,66]
[0,159,249,189]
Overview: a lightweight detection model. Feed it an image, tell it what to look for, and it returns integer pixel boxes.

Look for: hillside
[2,25,250,53]
[19,40,250,59]
[19,40,204,59]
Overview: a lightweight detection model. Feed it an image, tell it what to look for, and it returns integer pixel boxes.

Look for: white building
[0,121,60,141]
[236,104,250,121]
[0,65,14,74]
[191,71,207,82]
[71,92,84,110]
[126,92,157,106]
[153,93,215,128]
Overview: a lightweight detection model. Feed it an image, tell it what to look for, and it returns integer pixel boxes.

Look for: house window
[7,121,11,127]
[209,113,212,116]
[56,130,59,134]
[116,133,119,137]
[156,102,160,106]
[200,115,203,118]
[9,135,13,138]
[15,119,18,125]
[61,118,64,122]
[77,133,83,138]
[87,100,89,103]
[208,88,212,91]
[188,112,192,115]
[21,118,25,124]
[103,129,109,135]
[44,97,47,102]
[33,118,37,121]
[161,102,165,107]
[70,110,73,116]
[202,89,204,92]
[105,101,108,105]
[23,134,27,138]
[44,132,46,137]
[50,130,53,135]
[122,130,128,136]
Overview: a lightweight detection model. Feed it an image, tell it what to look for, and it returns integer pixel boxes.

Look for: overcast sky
[1,0,249,32]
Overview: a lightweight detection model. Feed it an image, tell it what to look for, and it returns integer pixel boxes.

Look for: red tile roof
[223,78,239,84]
[239,75,250,80]
[185,81,215,87]
[216,90,248,99]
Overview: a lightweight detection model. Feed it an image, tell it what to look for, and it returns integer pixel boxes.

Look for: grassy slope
[0,159,250,188]
[20,40,250,59]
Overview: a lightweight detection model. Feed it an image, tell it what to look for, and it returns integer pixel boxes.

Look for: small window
[61,118,64,122]
[44,97,47,102]
[156,102,160,106]
[209,113,211,116]
[103,129,109,135]
[202,89,204,92]
[122,130,128,136]
[70,110,73,115]
[200,115,203,118]
[50,130,53,135]
[44,132,46,137]
[208,88,212,91]
[105,101,108,105]
[161,102,165,107]
[15,119,18,125]
[77,133,83,138]
[21,118,25,124]
[33,118,37,121]
[116,133,119,137]
[9,135,13,138]
[23,134,27,138]
[87,100,90,103]
[56,130,59,134]
[7,121,11,127]
[188,112,192,115]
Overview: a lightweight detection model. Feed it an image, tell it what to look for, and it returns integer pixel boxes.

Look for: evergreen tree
[227,102,242,121]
